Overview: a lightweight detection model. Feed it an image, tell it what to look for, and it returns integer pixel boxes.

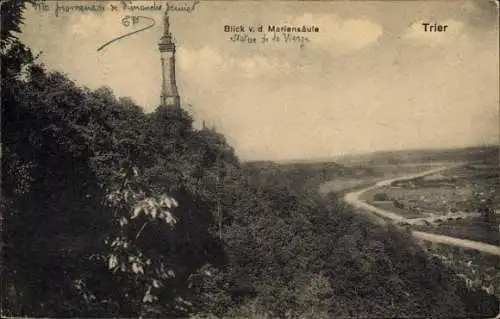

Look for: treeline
[1,39,237,317]
[2,2,499,318]
[241,161,367,197]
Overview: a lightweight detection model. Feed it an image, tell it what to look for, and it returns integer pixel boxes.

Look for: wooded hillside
[1,2,498,317]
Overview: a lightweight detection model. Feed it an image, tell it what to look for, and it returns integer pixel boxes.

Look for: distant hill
[333,145,499,166]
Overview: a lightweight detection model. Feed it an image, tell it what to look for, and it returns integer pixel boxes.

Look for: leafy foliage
[1,37,226,316]
[0,0,36,50]
[215,168,498,318]
[2,4,498,318]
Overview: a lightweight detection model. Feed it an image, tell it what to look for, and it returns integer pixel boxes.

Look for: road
[343,164,500,257]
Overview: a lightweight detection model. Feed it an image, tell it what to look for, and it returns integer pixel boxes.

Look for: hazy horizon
[247,143,499,164]
[19,0,499,161]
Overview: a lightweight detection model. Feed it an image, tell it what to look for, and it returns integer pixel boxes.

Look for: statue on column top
[164,11,170,36]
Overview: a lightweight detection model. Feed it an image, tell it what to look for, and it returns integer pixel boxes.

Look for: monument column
[158,11,180,108]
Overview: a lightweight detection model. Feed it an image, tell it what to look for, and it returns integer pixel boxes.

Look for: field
[319,176,380,195]
[413,217,500,246]
[324,146,497,195]
[407,164,499,243]
[358,185,430,218]
[392,164,499,212]
[319,163,445,196]
[345,148,499,245]
[385,183,475,213]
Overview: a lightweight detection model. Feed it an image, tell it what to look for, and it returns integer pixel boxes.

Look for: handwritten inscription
[283,34,310,44]
[120,1,163,12]
[230,34,257,44]
[54,2,105,17]
[97,16,156,52]
[33,2,50,12]
[32,1,200,16]
[122,15,141,27]
[166,0,200,13]
[30,1,199,51]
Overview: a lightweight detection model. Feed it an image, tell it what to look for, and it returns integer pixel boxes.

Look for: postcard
[2,0,499,318]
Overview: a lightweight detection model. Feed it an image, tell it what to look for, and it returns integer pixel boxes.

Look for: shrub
[373,193,390,201]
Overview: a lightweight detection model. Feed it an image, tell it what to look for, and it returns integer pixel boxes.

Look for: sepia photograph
[1,0,499,317]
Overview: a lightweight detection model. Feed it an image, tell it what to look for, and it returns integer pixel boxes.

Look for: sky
[19,0,499,161]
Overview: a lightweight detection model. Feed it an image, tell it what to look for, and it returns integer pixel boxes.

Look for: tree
[373,192,390,201]
[1,0,36,50]
[2,60,112,316]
